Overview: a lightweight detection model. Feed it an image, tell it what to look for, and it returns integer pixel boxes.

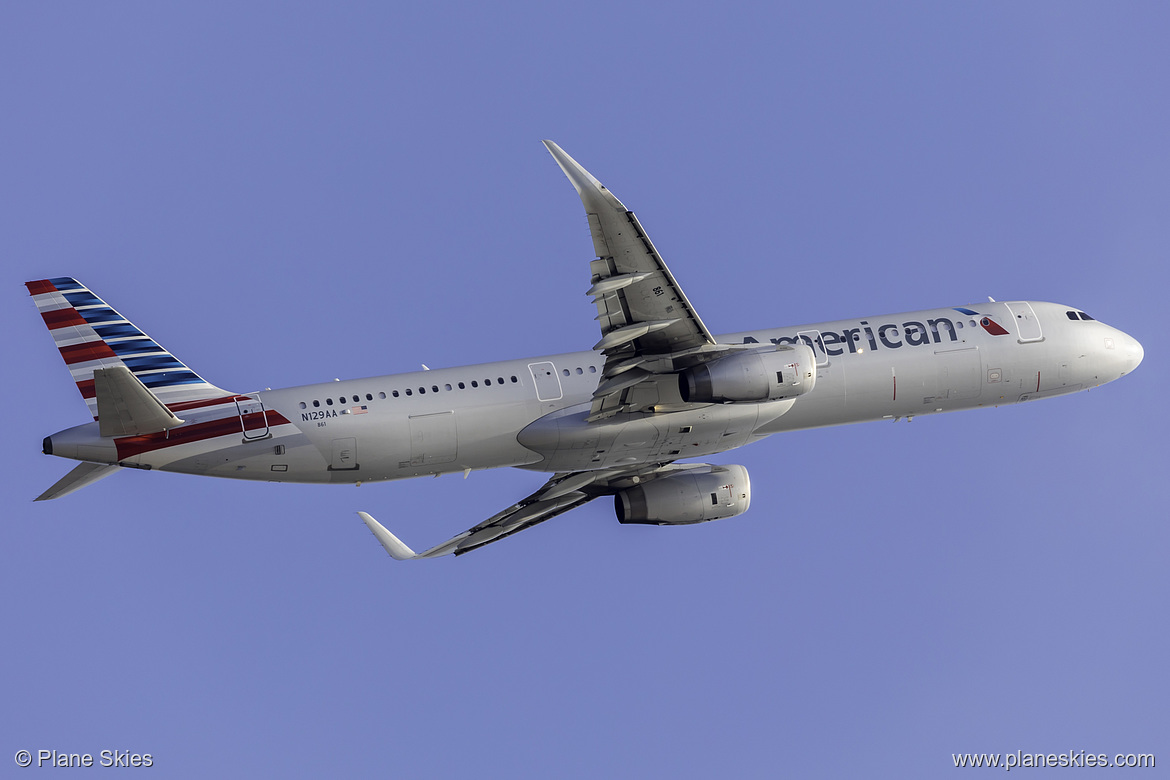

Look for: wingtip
[541,141,625,209]
[357,511,418,560]
[541,140,584,179]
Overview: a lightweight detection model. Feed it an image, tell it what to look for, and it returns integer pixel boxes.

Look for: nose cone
[1124,334,1144,374]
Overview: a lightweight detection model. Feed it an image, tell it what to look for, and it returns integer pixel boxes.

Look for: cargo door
[409,411,457,466]
[936,347,982,400]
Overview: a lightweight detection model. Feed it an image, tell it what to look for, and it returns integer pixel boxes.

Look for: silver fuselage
[44,300,1143,485]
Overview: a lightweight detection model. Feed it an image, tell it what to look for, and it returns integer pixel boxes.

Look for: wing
[359,493,593,560]
[543,141,729,420]
[357,465,684,560]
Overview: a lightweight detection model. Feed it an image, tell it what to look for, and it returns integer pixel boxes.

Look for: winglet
[542,140,627,212]
[357,511,421,560]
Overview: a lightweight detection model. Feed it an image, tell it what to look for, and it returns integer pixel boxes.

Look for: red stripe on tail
[25,280,57,296]
[41,308,88,329]
[59,341,118,365]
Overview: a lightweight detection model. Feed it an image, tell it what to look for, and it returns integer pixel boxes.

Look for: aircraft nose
[1124,334,1144,374]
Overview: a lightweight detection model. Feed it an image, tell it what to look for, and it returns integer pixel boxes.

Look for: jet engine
[678,344,816,403]
[615,464,751,525]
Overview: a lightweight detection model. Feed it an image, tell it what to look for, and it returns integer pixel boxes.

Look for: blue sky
[2,3,1167,777]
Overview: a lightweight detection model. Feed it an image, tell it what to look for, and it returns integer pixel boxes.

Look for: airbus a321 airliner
[28,142,1144,559]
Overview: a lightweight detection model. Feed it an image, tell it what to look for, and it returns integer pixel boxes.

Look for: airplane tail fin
[26,277,234,419]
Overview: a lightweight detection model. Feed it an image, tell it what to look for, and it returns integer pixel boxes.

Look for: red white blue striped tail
[26,277,233,419]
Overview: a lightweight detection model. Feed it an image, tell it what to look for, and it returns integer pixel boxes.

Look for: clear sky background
[2,3,1167,777]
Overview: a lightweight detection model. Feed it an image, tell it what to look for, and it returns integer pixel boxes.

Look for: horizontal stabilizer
[95,365,184,437]
[36,462,122,501]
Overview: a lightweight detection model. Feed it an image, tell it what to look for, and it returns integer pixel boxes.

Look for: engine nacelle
[678,344,816,403]
[615,464,751,526]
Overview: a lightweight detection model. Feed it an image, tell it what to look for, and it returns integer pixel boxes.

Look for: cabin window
[445,383,452,391]
[299,402,307,409]
[326,398,333,406]
[485,378,492,386]
[497,377,504,384]
[379,392,387,399]
[432,385,439,393]
[458,382,466,389]
[365,393,372,401]
[510,376,518,383]
[576,367,583,374]
[313,400,320,408]
[419,387,426,394]
[471,380,478,388]
[563,368,570,376]
[589,366,597,373]
[405,389,412,396]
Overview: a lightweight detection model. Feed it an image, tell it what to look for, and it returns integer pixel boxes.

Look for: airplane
[27,141,1144,560]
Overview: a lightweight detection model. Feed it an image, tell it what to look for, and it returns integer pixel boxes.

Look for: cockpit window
[1066,311,1079,320]
[1079,312,1095,321]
